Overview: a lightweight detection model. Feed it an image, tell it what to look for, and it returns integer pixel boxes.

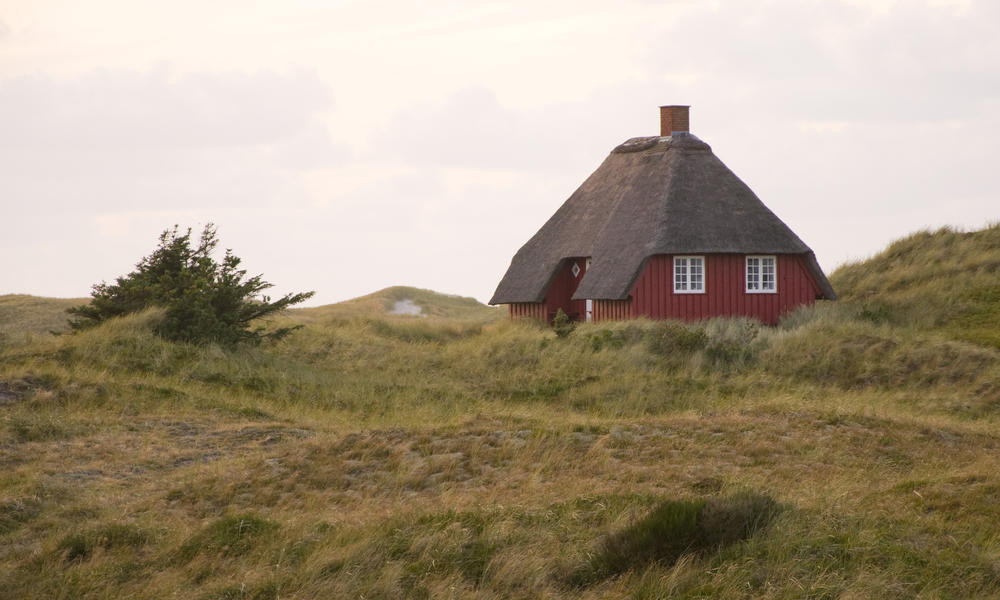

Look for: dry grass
[1,225,999,598]
[0,295,87,338]
[831,223,1000,348]
[288,285,503,324]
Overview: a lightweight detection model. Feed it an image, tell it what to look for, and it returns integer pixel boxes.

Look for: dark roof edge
[803,251,837,300]
[488,259,563,305]
[571,256,647,301]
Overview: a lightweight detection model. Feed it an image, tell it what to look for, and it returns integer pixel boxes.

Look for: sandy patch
[390,299,424,316]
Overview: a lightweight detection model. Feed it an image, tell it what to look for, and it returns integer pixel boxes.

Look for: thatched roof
[490,133,835,303]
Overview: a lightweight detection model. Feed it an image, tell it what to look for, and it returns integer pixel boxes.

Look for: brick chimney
[659,105,689,136]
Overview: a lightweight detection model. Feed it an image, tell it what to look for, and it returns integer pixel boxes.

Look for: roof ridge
[651,144,684,252]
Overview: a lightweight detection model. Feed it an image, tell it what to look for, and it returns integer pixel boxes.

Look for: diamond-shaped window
[571,262,581,278]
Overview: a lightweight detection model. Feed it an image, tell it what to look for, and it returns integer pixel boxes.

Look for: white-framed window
[746,255,777,293]
[673,256,705,293]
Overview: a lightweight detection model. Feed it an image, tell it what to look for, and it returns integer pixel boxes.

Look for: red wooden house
[490,105,835,325]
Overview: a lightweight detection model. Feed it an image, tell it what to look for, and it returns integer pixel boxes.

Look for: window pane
[762,257,775,290]
[674,257,686,290]
[691,258,703,290]
[746,257,759,290]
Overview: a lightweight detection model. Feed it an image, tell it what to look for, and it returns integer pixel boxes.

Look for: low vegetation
[0,225,999,598]
[0,295,86,337]
[291,285,500,324]
[567,492,781,587]
[833,223,1000,348]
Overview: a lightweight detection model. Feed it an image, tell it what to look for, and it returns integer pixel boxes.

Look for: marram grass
[1,226,1000,598]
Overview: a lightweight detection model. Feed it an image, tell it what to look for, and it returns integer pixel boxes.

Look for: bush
[552,308,575,338]
[68,224,314,346]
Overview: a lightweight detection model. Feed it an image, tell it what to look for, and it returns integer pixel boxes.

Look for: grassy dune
[0,295,88,337]
[1,227,999,598]
[832,223,1000,348]
[290,286,502,324]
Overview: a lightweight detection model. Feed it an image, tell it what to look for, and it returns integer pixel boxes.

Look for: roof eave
[803,252,837,300]
[490,258,565,305]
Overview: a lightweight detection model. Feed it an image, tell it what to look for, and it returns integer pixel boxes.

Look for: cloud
[0,68,347,212]
[617,0,1000,273]
[2,68,334,149]
[231,163,583,305]
[3,0,999,303]
[645,0,1000,126]
[0,67,348,296]
[381,87,660,172]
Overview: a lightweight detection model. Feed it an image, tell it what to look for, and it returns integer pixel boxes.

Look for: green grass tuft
[0,497,42,535]
[568,493,780,586]
[175,514,279,564]
[56,523,151,563]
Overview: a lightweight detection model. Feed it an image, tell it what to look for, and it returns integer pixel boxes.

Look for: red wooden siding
[542,257,589,321]
[509,302,546,320]
[507,258,589,323]
[628,253,821,325]
[593,299,632,321]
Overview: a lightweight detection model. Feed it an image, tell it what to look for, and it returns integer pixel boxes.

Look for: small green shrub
[552,308,575,339]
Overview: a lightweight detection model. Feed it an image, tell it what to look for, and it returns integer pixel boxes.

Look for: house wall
[626,253,821,325]
[508,302,547,320]
[542,258,589,321]
[507,258,589,323]
[593,299,633,321]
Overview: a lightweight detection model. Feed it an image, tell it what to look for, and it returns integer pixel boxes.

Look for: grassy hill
[0,226,999,598]
[0,286,501,339]
[830,223,1000,348]
[0,295,88,337]
[290,286,502,324]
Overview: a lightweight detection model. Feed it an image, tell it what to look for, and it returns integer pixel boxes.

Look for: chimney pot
[659,105,690,136]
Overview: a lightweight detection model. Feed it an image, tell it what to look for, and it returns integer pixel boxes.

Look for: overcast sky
[2,0,997,306]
